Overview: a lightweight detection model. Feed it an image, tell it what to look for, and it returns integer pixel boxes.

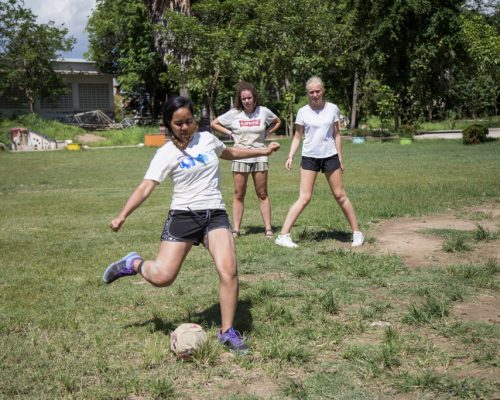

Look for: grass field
[1,139,499,399]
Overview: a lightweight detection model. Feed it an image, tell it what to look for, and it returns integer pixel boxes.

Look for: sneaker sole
[102,252,139,283]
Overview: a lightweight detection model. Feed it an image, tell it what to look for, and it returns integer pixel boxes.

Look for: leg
[103,241,192,285]
[325,169,359,232]
[232,172,249,235]
[251,171,272,233]
[280,168,318,234]
[135,241,192,287]
[206,228,238,332]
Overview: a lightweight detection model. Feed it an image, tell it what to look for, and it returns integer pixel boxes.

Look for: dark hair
[234,81,259,111]
[162,96,194,129]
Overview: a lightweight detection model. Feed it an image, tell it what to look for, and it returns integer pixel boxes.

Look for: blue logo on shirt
[178,153,210,169]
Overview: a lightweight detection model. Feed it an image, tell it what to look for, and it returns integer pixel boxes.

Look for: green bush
[462,124,488,145]
[398,125,417,139]
[350,128,370,137]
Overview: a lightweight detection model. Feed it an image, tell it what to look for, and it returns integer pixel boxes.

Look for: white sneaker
[275,234,298,248]
[352,231,364,247]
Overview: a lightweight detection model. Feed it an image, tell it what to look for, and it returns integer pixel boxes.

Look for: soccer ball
[170,323,208,359]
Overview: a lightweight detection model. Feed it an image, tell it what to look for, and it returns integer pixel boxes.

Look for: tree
[451,13,500,117]
[87,0,169,117]
[0,0,74,112]
[346,0,465,126]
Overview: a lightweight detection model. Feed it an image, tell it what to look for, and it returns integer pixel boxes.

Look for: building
[0,59,114,120]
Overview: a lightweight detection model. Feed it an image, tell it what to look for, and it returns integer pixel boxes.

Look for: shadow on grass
[191,299,254,334]
[240,225,275,236]
[298,228,351,244]
[242,225,352,244]
[125,317,177,335]
[124,299,254,335]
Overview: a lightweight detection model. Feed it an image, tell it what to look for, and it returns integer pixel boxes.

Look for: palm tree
[145,0,193,96]
[146,0,191,22]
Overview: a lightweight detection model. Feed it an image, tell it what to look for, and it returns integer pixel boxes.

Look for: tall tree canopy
[0,0,74,112]
[87,0,499,126]
[87,0,169,116]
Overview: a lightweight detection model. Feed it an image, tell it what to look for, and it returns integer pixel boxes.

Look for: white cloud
[22,0,96,59]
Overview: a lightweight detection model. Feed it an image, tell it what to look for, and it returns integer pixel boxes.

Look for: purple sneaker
[218,327,249,354]
[103,252,142,284]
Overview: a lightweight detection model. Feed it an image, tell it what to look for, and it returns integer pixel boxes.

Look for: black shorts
[161,209,231,246]
[301,155,341,173]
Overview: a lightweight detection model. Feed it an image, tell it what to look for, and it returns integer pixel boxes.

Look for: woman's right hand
[265,142,281,154]
[109,216,125,232]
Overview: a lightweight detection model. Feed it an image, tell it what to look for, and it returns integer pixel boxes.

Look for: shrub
[398,125,416,139]
[350,128,370,137]
[463,124,488,145]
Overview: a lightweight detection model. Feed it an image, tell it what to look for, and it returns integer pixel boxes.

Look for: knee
[218,264,238,285]
[298,194,312,207]
[333,189,347,203]
[234,189,246,201]
[151,273,176,288]
[255,190,268,201]
[148,264,177,288]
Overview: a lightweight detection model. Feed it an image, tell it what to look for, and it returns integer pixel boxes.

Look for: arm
[109,179,158,232]
[285,124,304,171]
[332,120,344,171]
[265,116,282,137]
[220,142,280,160]
[211,118,233,140]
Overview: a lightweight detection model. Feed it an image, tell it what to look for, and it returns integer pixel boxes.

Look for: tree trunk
[394,110,399,131]
[284,76,293,137]
[350,70,358,129]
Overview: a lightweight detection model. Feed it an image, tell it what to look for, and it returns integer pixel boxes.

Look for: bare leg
[206,228,238,332]
[252,171,272,232]
[280,168,318,234]
[133,241,192,287]
[232,172,249,234]
[325,169,359,232]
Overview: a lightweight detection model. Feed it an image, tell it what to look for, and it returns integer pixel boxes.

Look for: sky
[23,0,96,60]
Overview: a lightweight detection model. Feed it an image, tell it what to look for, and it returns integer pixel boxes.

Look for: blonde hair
[305,76,325,90]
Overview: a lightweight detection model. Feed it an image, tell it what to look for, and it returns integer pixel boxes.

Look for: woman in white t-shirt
[275,76,364,249]
[211,81,281,239]
[102,96,280,354]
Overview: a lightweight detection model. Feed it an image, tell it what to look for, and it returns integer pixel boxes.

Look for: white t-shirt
[144,131,227,210]
[217,105,277,163]
[295,102,340,158]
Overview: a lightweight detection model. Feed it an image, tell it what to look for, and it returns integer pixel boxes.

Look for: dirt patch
[370,204,500,268]
[76,133,107,143]
[368,202,500,327]
[454,294,500,324]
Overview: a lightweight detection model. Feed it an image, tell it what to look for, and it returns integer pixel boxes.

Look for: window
[41,85,73,109]
[79,83,110,110]
[0,87,28,109]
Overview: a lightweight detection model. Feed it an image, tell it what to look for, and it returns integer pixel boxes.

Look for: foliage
[85,0,499,125]
[350,128,370,138]
[86,0,169,117]
[0,0,75,112]
[449,13,500,118]
[462,124,488,144]
[360,79,397,131]
[398,125,417,139]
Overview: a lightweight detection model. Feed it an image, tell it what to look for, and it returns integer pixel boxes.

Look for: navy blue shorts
[161,209,231,246]
[301,155,341,173]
